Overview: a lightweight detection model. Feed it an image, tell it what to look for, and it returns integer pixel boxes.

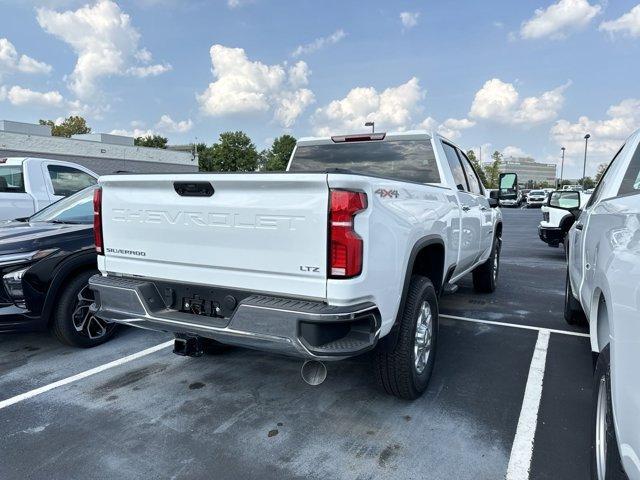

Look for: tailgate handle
[174,182,214,197]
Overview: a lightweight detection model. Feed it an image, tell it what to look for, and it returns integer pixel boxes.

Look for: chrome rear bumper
[89,275,380,360]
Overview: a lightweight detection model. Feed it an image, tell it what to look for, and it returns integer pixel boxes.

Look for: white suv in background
[565,128,640,480]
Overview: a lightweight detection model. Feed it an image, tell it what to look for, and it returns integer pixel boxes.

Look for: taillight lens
[93,187,103,254]
[329,189,367,278]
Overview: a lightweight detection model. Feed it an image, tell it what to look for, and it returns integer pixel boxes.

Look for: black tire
[374,275,438,400]
[201,338,233,355]
[472,237,500,293]
[564,268,587,326]
[50,270,117,348]
[591,347,628,480]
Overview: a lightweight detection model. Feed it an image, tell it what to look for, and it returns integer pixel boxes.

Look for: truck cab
[0,157,97,221]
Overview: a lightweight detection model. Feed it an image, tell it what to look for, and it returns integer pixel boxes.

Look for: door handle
[575,223,583,230]
[480,206,488,211]
[462,206,471,212]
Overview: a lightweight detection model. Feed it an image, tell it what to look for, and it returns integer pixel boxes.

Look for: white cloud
[128,63,172,78]
[520,0,601,40]
[550,99,640,172]
[36,0,170,100]
[0,38,52,77]
[197,44,314,127]
[110,127,155,138]
[470,78,569,125]
[600,4,640,37]
[418,117,476,140]
[227,0,249,8]
[502,146,529,158]
[155,114,193,133]
[312,77,425,136]
[5,85,64,107]
[292,29,346,57]
[400,11,420,30]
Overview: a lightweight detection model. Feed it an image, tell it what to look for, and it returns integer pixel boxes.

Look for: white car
[0,157,97,221]
[565,129,640,480]
[538,191,591,248]
[88,130,512,399]
[526,189,548,207]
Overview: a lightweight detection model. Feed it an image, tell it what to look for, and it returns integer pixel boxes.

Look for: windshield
[0,165,25,193]
[289,139,441,184]
[30,185,96,224]
[530,191,545,195]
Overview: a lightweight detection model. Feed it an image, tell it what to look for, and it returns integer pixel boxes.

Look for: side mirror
[548,191,580,211]
[488,197,499,208]
[498,173,518,201]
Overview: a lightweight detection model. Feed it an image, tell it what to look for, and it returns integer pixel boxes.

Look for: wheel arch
[591,290,610,353]
[43,252,98,326]
[379,235,446,352]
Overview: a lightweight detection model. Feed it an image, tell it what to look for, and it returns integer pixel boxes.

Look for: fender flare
[379,234,446,352]
[42,251,97,325]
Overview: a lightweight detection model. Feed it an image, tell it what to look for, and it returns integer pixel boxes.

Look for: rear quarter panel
[326,173,458,335]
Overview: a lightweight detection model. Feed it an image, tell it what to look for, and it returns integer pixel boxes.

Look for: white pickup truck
[0,157,97,221]
[89,131,514,399]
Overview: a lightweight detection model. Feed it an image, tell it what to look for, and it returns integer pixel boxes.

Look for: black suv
[0,185,117,346]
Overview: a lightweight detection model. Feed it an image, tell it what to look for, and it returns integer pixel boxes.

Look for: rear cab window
[0,165,25,193]
[289,139,441,184]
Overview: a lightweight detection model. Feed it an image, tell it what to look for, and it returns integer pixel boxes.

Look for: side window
[457,149,483,195]
[618,143,640,196]
[442,142,468,191]
[47,165,96,196]
[584,145,623,209]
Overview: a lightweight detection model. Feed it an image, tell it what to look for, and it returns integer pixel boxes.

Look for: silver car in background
[565,128,640,480]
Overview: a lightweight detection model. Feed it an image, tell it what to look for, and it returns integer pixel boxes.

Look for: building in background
[498,156,556,187]
[0,120,197,174]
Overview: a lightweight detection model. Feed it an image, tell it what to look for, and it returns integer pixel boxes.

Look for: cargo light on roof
[331,133,386,143]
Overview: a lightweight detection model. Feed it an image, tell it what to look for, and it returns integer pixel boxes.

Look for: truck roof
[296,130,436,147]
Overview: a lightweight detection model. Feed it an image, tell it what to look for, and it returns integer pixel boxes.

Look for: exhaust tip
[301,360,327,386]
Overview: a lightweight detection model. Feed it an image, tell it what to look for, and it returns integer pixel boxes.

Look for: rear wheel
[374,275,438,400]
[591,347,627,480]
[564,268,587,326]
[472,236,500,293]
[51,270,117,347]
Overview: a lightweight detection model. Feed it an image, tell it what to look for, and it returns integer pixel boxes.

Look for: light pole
[559,146,566,188]
[582,134,590,186]
[364,121,374,133]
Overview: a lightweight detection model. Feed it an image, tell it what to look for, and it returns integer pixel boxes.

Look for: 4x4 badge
[375,188,399,199]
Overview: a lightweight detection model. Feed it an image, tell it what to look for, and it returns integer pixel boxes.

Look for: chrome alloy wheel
[413,301,433,374]
[595,375,608,480]
[72,285,110,340]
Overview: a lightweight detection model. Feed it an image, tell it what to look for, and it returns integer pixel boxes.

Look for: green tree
[135,135,168,149]
[39,116,91,137]
[594,162,608,184]
[483,150,503,189]
[264,134,296,171]
[209,131,258,172]
[466,149,488,186]
[582,177,595,189]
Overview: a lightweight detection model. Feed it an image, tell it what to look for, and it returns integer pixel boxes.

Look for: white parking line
[0,340,174,410]
[506,330,550,480]
[441,313,590,338]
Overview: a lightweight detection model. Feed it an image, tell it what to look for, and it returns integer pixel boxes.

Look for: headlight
[3,267,28,303]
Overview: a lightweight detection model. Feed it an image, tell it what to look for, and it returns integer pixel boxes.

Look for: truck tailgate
[99,173,329,299]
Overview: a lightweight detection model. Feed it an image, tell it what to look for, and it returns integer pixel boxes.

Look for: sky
[1,0,640,178]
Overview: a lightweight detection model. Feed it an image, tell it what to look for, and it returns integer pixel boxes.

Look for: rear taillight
[93,187,103,254]
[329,189,367,278]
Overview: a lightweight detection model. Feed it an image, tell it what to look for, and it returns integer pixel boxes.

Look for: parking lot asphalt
[0,208,592,480]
